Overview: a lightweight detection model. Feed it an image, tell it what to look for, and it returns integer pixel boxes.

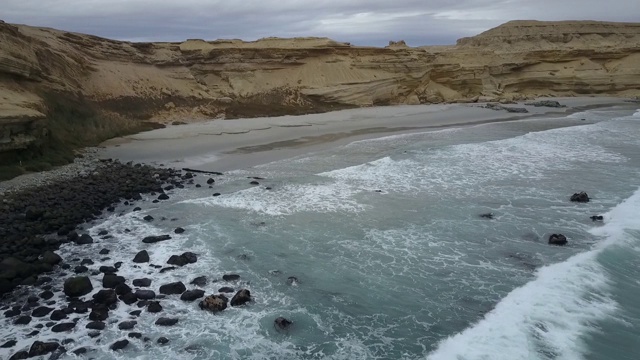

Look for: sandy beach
[99,97,632,172]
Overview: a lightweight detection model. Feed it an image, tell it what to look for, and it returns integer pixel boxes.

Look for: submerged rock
[548,234,568,246]
[230,289,251,307]
[190,276,207,286]
[155,317,179,326]
[274,317,293,330]
[142,235,171,244]
[570,192,590,203]
[110,339,129,351]
[222,274,240,281]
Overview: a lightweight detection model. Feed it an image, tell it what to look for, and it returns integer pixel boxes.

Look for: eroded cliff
[0,19,639,168]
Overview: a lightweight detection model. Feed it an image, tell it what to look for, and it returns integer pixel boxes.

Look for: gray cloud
[2,0,638,46]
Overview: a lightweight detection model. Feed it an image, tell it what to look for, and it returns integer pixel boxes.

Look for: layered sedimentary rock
[0,19,639,160]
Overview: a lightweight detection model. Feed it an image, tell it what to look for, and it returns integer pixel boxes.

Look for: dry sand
[98,97,630,172]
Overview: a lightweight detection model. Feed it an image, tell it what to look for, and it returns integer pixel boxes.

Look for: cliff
[0,19,639,169]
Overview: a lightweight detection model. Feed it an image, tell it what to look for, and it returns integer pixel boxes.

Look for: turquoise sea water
[2,104,640,359]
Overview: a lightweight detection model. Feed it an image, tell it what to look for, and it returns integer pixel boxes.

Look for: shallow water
[2,105,640,359]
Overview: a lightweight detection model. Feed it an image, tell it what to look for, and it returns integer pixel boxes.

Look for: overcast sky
[2,0,638,46]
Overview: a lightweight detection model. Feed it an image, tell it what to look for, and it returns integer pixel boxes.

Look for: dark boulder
[190,276,207,286]
[159,281,186,295]
[230,289,251,307]
[99,248,110,255]
[28,341,59,357]
[147,301,163,313]
[41,251,62,265]
[86,321,105,330]
[133,278,152,287]
[89,306,109,321]
[479,213,494,219]
[99,266,117,274]
[133,250,150,263]
[180,289,205,302]
[129,310,142,317]
[143,215,154,222]
[174,227,185,234]
[135,290,156,300]
[274,317,293,330]
[142,235,171,244]
[74,265,88,274]
[1,339,17,348]
[32,306,54,317]
[9,350,29,360]
[218,287,234,293]
[110,339,129,351]
[115,283,132,295]
[118,321,137,330]
[222,274,240,281]
[75,234,94,245]
[157,337,169,345]
[63,276,93,297]
[93,289,118,306]
[14,315,31,325]
[156,317,179,326]
[159,267,177,273]
[52,322,76,332]
[40,290,54,300]
[548,234,568,246]
[50,310,67,321]
[199,294,228,313]
[119,292,138,305]
[167,252,197,266]
[213,193,221,197]
[570,192,590,203]
[591,215,604,221]
[158,193,170,200]
[102,274,126,288]
[128,332,142,339]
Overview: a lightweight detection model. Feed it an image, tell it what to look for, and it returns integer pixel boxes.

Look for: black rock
[119,292,138,305]
[158,193,170,200]
[133,278,152,287]
[32,306,54,317]
[74,265,88,274]
[157,337,169,345]
[480,213,494,219]
[130,310,142,317]
[155,317,179,326]
[1,339,17,348]
[9,350,28,360]
[133,250,150,263]
[75,234,94,245]
[63,276,93,297]
[72,347,88,355]
[207,178,215,184]
[89,306,109,321]
[287,276,299,286]
[80,258,94,266]
[86,321,106,330]
[118,321,137,330]
[159,267,177,273]
[570,192,590,203]
[27,295,39,303]
[98,230,109,236]
[143,215,154,222]
[99,248,110,255]
[135,290,156,300]
[40,290,54,300]
[180,289,205,301]
[174,227,185,234]
[549,234,568,246]
[133,207,142,211]
[102,274,126,288]
[212,193,221,197]
[142,235,171,243]
[230,289,251,307]
[218,287,234,293]
[250,181,259,185]
[199,294,228,313]
[41,251,62,265]
[52,322,76,332]
[88,331,100,338]
[99,266,117,274]
[274,317,293,330]
[93,289,118,306]
[167,252,197,266]
[110,339,129,351]
[222,274,240,281]
[159,281,186,295]
[28,341,59,357]
[591,215,604,221]
[190,276,207,286]
[128,332,142,339]
[50,309,68,321]
[115,283,132,295]
[147,301,162,313]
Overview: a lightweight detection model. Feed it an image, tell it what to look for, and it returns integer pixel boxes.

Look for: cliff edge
[1,19,639,170]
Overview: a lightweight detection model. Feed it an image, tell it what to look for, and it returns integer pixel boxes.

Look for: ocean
[2,104,640,359]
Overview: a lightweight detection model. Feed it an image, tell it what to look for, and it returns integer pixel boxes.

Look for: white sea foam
[426,187,640,360]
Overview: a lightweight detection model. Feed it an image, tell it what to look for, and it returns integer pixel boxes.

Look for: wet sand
[100,97,631,172]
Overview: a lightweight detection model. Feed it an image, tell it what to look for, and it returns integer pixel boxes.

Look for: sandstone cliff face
[0,20,639,162]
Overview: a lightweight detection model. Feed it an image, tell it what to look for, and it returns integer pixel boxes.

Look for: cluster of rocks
[1,164,295,358]
[524,100,566,108]
[0,160,184,296]
[479,191,604,247]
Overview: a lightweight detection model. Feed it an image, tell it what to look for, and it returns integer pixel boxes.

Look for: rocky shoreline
[0,156,293,358]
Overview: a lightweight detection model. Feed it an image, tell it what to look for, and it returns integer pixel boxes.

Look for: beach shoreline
[97,97,635,173]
